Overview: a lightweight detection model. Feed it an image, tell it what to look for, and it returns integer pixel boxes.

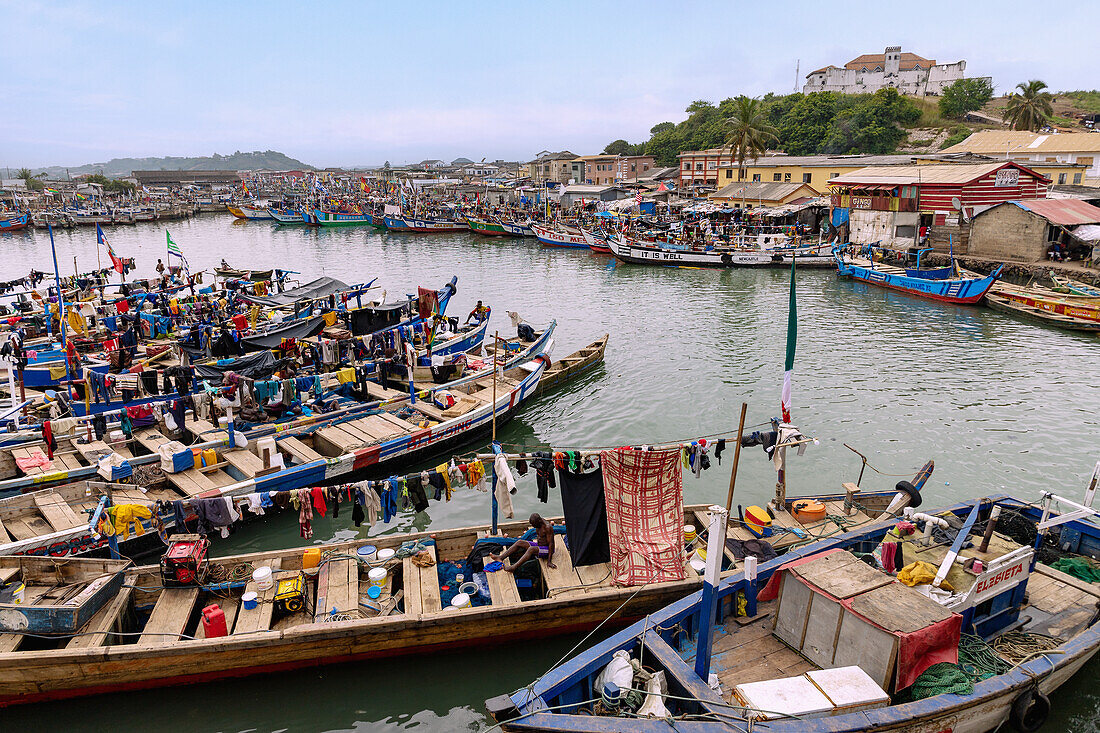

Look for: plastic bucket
[377,548,396,563]
[450,592,471,609]
[684,525,697,544]
[366,585,381,600]
[459,581,478,596]
[252,566,273,591]
[356,545,377,562]
[241,591,258,610]
[368,567,388,587]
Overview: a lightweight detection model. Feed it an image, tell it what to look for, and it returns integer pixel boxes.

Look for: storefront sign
[851,196,873,209]
[995,169,1019,187]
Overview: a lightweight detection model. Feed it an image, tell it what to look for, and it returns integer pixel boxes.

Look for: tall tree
[938,78,994,119]
[1003,80,1054,131]
[723,96,778,181]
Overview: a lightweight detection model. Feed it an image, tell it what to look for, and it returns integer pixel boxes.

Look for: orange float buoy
[792,499,827,525]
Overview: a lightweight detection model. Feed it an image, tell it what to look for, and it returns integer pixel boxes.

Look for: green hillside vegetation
[30,150,313,179]
[610,89,924,167]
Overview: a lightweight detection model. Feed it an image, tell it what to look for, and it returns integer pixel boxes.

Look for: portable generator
[272,572,308,617]
[160,534,209,586]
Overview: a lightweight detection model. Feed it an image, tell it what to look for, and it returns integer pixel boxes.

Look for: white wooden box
[807,666,890,715]
[733,675,835,721]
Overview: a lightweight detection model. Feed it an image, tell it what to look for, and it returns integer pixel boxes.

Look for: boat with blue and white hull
[835,245,1002,304]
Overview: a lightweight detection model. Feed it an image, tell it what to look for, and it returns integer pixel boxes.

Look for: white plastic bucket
[377,548,396,563]
[450,592,471,609]
[241,591,258,610]
[252,565,273,591]
[368,567,388,588]
[356,545,377,562]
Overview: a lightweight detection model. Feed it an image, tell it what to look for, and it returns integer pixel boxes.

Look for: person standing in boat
[490,514,556,572]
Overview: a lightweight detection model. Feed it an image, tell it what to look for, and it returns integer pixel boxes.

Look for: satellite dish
[951,197,962,211]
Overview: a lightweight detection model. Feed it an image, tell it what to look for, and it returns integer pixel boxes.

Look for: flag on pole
[97,224,125,274]
[166,230,189,272]
[781,260,797,423]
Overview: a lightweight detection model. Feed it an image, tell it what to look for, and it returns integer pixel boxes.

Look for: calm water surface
[1,216,1097,731]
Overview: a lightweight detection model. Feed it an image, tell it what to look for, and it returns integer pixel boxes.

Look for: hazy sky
[3,0,1096,168]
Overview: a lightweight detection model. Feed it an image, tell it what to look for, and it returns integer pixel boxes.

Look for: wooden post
[694,507,727,681]
[724,402,748,516]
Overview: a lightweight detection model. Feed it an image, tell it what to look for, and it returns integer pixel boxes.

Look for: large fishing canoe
[489,485,1100,733]
[530,223,589,249]
[610,234,834,268]
[313,210,375,227]
[267,208,305,224]
[0,213,30,233]
[227,205,273,221]
[835,249,1002,304]
[466,217,513,237]
[987,282,1100,326]
[399,216,469,233]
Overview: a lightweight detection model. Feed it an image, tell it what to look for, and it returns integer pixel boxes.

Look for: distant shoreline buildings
[803,45,987,97]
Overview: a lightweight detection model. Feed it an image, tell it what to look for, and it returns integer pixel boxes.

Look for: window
[725,170,732,179]
[683,162,690,170]
[1058,173,1067,184]
[784,173,791,182]
[803,173,812,183]
[752,174,761,182]
[643,164,649,171]
[773,173,782,181]
[829,172,839,179]
[1074,173,1083,184]
[630,164,636,172]
[707,161,717,170]
[696,163,703,170]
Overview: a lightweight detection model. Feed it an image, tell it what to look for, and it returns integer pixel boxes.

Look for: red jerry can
[201,604,228,638]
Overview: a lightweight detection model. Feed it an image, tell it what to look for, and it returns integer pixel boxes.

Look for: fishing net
[958,634,1011,681]
[909,662,974,700]
[1050,557,1100,582]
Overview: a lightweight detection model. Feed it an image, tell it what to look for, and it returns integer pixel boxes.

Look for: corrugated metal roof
[942,130,1100,155]
[829,163,1009,185]
[710,181,815,201]
[1013,198,1100,225]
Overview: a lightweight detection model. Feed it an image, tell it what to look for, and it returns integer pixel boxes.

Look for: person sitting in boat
[465,301,490,325]
[489,514,556,572]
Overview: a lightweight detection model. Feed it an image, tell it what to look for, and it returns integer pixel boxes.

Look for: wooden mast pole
[724,402,748,515]
[491,330,498,443]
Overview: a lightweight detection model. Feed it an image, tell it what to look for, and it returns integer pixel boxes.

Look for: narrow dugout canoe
[535,335,608,395]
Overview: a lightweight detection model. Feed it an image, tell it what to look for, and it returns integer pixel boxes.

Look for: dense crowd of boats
[0,200,1096,732]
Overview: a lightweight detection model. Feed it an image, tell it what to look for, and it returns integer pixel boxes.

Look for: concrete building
[709,182,819,209]
[828,161,1050,250]
[527,151,578,184]
[803,46,979,96]
[941,130,1100,184]
[574,154,655,185]
[558,184,627,207]
[968,199,1100,261]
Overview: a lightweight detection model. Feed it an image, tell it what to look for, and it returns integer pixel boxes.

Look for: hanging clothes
[557,465,611,566]
[493,453,516,520]
[297,488,313,538]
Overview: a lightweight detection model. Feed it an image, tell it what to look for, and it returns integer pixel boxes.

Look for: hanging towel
[493,453,516,520]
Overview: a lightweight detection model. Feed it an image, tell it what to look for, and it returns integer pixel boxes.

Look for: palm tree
[1003,80,1054,131]
[15,168,35,182]
[724,96,779,181]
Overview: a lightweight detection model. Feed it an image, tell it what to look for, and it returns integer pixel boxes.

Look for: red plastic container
[201,604,228,638]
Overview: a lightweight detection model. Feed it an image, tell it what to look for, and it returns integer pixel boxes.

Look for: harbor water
[2,216,1098,731]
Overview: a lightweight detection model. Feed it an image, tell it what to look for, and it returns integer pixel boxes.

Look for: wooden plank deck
[485,567,522,606]
[278,436,323,464]
[137,587,200,645]
[315,556,357,620]
[33,492,85,531]
[223,449,265,478]
[420,546,441,613]
[541,542,585,599]
[402,557,424,616]
[233,558,283,635]
[196,599,240,639]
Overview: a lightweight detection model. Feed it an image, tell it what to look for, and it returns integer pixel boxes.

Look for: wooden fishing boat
[399,216,469,233]
[988,282,1100,324]
[313,210,374,227]
[226,204,273,221]
[835,248,1002,304]
[488,479,1100,733]
[535,335,608,395]
[986,292,1100,333]
[214,267,276,281]
[611,234,834,268]
[530,223,589,249]
[267,208,305,224]
[0,213,29,233]
[383,215,414,232]
[1049,271,1100,297]
[0,555,132,634]
[500,220,534,237]
[466,217,513,237]
[580,228,613,254]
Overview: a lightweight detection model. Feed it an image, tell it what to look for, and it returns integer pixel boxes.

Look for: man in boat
[465,300,489,325]
[490,514,556,572]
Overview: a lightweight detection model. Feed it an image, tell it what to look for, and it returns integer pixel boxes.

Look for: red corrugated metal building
[827,162,1050,248]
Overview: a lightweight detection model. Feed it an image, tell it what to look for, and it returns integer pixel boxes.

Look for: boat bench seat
[34,491,85,531]
[540,542,587,599]
[68,581,134,648]
[314,555,359,621]
[485,566,522,606]
[137,586,200,645]
[223,449,266,478]
[401,545,441,616]
[278,436,324,465]
[234,558,283,635]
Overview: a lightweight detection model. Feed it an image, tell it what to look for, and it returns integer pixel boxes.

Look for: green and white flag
[781,260,796,423]
[166,230,188,271]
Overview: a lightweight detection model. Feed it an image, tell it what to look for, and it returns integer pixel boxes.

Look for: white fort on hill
[803,46,978,96]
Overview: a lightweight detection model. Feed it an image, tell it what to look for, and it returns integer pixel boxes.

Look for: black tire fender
[720,253,732,266]
[896,480,923,509]
[1009,688,1050,733]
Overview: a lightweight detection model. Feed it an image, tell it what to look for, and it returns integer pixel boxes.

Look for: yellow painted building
[709,153,1085,193]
